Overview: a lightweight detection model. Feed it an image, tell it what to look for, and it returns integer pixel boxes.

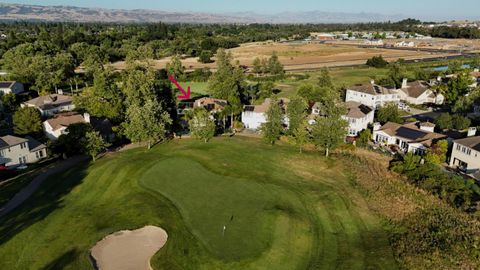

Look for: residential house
[397,79,444,105]
[365,39,384,46]
[470,69,480,87]
[343,101,375,136]
[0,135,47,167]
[242,98,289,130]
[394,41,415,48]
[372,121,446,155]
[311,101,374,136]
[345,81,400,109]
[23,94,75,117]
[449,135,480,177]
[193,97,228,113]
[0,81,24,95]
[43,113,89,140]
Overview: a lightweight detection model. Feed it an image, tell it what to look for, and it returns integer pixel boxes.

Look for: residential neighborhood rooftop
[348,83,396,95]
[0,135,28,148]
[454,136,480,152]
[45,113,86,132]
[400,80,432,98]
[378,122,446,146]
[24,94,73,110]
[345,101,373,118]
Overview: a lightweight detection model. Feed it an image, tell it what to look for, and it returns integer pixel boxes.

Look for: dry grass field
[110,41,457,72]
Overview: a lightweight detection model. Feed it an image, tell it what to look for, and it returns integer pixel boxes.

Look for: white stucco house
[397,79,444,105]
[0,135,47,167]
[372,121,446,155]
[345,81,400,109]
[0,81,24,95]
[449,135,480,177]
[343,101,375,136]
[43,113,89,140]
[22,94,75,117]
[242,98,289,130]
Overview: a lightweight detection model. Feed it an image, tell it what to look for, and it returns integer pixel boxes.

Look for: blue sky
[3,0,480,20]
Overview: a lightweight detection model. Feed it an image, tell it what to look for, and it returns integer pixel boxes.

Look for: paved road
[0,155,89,219]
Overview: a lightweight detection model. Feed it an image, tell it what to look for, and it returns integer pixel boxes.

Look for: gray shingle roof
[455,136,480,152]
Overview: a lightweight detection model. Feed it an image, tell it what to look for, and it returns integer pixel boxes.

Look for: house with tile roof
[372,121,446,155]
[0,135,47,167]
[449,136,480,177]
[345,81,400,109]
[397,79,444,105]
[22,94,75,117]
[43,113,89,140]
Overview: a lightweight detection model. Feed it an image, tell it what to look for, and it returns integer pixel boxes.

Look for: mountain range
[0,3,406,24]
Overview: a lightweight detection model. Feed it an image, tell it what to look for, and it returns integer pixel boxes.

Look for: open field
[0,137,397,269]
[110,41,457,72]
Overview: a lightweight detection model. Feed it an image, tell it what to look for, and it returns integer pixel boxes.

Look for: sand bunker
[91,226,168,270]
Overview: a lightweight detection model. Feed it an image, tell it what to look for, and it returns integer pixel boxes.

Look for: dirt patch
[91,226,168,270]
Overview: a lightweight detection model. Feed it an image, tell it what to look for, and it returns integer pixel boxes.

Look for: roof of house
[44,114,86,132]
[0,135,28,149]
[345,101,373,119]
[470,71,480,78]
[24,94,73,110]
[0,81,16,89]
[348,83,396,95]
[419,121,436,127]
[243,98,289,114]
[194,97,227,110]
[454,136,480,152]
[378,121,446,146]
[400,80,431,98]
[25,136,46,152]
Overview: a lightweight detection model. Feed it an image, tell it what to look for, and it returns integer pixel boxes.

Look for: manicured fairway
[0,137,398,269]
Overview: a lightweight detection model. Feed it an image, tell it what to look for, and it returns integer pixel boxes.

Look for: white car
[17,165,28,170]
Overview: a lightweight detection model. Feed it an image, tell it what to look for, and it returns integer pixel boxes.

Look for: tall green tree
[435,113,453,130]
[208,48,245,103]
[83,131,110,162]
[318,68,334,88]
[312,114,348,157]
[287,97,307,134]
[261,98,284,145]
[166,54,185,80]
[267,51,284,77]
[13,107,42,135]
[292,119,310,153]
[187,108,216,142]
[123,98,172,149]
[377,103,402,124]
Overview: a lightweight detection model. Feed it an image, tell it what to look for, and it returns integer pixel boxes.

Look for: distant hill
[0,3,406,24]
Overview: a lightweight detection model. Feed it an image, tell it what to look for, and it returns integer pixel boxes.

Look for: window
[456,144,461,151]
[39,150,43,158]
[22,156,26,163]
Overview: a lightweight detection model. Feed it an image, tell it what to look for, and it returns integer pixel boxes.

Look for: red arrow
[168,73,191,100]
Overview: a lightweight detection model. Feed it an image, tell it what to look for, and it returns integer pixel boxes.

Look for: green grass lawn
[0,137,398,269]
[179,81,209,96]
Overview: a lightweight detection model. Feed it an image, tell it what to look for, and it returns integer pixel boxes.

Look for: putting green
[0,137,397,269]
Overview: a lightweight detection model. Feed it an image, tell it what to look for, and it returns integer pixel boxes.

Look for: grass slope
[0,137,397,269]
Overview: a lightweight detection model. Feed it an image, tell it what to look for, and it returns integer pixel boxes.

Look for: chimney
[467,127,477,137]
[57,89,63,95]
[437,76,442,82]
[370,79,375,85]
[83,112,90,123]
[401,78,408,89]
[474,68,479,72]
[373,122,382,131]
[419,122,435,133]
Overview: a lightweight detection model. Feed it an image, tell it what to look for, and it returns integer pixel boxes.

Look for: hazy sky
[3,0,480,20]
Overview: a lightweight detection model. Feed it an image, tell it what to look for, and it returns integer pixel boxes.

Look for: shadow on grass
[0,163,89,245]
[41,248,80,270]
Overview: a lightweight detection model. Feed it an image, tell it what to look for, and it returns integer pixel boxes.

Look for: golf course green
[0,137,398,269]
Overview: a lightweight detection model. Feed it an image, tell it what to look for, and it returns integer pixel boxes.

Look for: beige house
[23,94,75,117]
[43,113,89,140]
[193,97,227,113]
[345,82,400,109]
[398,79,444,105]
[0,135,47,167]
[242,98,289,130]
[373,121,446,155]
[343,101,375,136]
[449,136,480,175]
